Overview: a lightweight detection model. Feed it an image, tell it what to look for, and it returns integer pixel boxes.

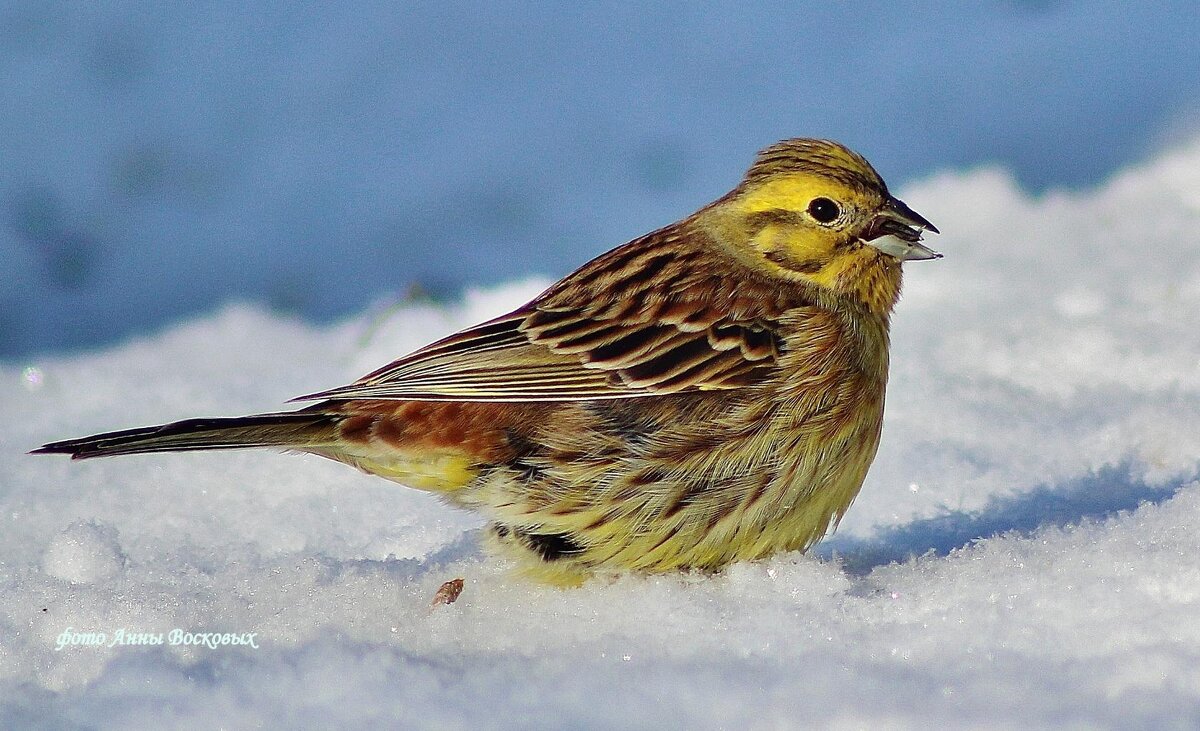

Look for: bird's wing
[298,226,808,403]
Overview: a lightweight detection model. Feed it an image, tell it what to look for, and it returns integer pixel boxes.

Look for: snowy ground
[5,138,1200,728]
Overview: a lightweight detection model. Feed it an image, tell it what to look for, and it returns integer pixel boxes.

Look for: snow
[5,135,1200,727]
[40,521,125,585]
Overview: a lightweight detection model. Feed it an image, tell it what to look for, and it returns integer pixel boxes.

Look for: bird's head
[701,138,939,317]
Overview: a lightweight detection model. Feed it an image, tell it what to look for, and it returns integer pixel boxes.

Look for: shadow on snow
[816,462,1198,576]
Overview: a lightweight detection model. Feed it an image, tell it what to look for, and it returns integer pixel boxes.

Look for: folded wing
[299,225,809,403]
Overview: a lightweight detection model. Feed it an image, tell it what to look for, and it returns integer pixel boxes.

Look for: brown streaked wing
[296,223,809,403]
[294,312,626,402]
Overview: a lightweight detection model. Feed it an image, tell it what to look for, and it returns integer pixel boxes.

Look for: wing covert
[298,224,812,403]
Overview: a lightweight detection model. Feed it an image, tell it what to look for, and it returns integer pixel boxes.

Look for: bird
[34,138,939,585]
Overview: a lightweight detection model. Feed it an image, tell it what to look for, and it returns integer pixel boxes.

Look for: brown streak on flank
[612,467,667,502]
[581,513,609,532]
[659,488,690,520]
[553,449,589,464]
[347,400,551,464]
[627,466,668,488]
[825,384,871,435]
[644,524,682,554]
[705,498,737,532]
[590,401,657,445]
[504,428,544,460]
[547,501,585,517]
[669,431,725,462]
[370,409,407,445]
[740,469,773,512]
[337,414,376,444]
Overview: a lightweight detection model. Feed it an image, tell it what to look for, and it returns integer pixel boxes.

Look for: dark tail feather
[31,411,341,460]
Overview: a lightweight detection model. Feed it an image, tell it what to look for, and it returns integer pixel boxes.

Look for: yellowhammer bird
[35,138,939,585]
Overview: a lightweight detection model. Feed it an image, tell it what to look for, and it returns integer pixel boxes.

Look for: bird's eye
[807,197,841,224]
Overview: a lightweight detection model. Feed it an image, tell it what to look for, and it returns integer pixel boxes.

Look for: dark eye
[807,197,840,224]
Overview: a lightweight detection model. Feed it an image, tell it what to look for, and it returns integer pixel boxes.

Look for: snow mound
[41,521,126,585]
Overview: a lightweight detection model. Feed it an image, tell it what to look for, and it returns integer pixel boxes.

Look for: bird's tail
[31,410,341,460]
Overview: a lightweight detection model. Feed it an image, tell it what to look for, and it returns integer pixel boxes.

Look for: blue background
[3,1,1198,357]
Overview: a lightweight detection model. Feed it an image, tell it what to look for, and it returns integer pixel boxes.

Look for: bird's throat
[807,248,902,319]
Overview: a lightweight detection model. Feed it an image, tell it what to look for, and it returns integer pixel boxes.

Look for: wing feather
[298,223,815,403]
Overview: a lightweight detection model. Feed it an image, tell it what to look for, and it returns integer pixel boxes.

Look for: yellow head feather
[697,139,921,317]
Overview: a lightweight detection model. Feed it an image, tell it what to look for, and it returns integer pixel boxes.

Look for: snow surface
[6,137,1200,728]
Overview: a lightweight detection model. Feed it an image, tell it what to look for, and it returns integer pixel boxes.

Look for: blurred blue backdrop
[3,1,1199,357]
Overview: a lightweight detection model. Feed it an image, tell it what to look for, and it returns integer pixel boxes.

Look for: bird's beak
[861,195,941,262]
